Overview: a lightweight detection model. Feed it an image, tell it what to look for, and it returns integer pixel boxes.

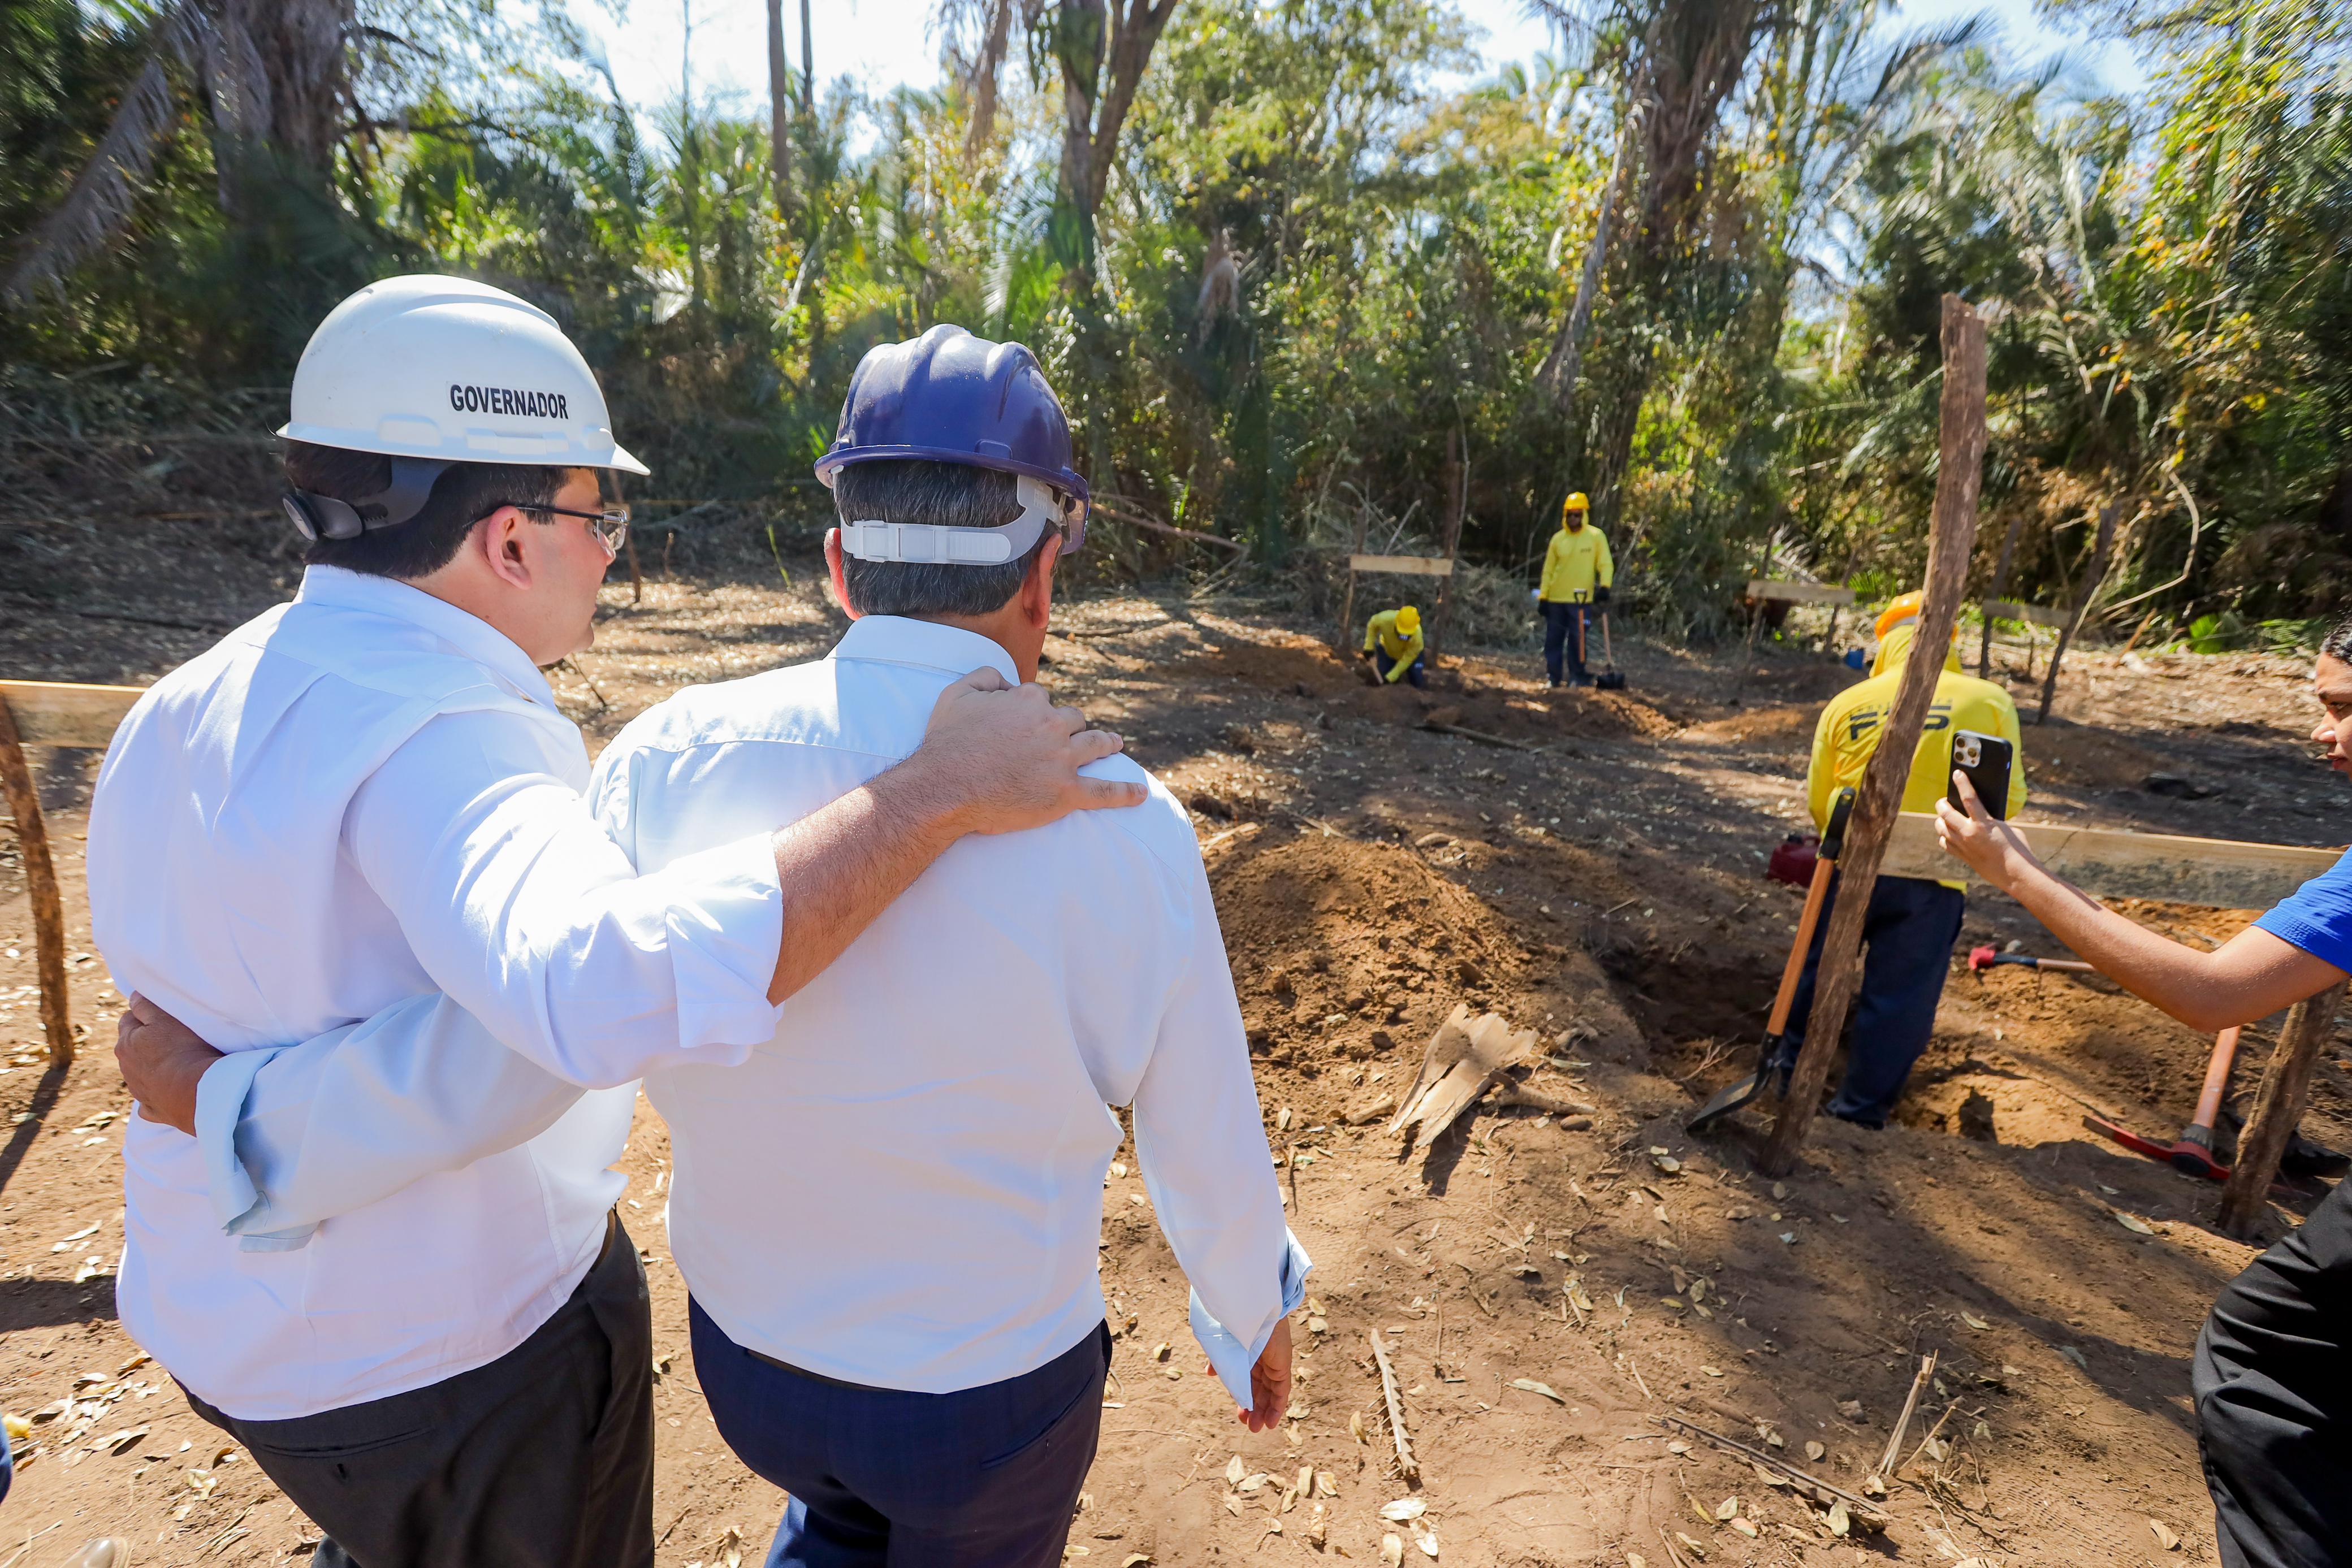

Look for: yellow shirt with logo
[1539,524,1614,603]
[1805,625,2025,888]
[1363,609,1424,681]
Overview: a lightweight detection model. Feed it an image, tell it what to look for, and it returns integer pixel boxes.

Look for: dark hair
[832,460,1047,618]
[2324,615,2352,666]
[284,441,574,579]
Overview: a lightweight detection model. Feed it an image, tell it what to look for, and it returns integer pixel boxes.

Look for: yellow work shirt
[1363,609,1424,681]
[1539,523,1614,603]
[1805,624,2026,889]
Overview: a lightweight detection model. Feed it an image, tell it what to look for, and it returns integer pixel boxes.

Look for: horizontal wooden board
[1982,599,2072,629]
[1883,811,2340,911]
[1745,579,1855,606]
[1350,555,1455,577]
[0,680,145,749]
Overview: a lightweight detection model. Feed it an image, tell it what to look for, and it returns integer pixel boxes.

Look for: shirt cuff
[195,1050,321,1250]
[1189,1229,1313,1411]
[656,832,789,1050]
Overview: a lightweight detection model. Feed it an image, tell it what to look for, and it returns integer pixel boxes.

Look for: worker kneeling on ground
[1538,491,1612,688]
[113,324,1306,1568]
[1777,590,2025,1127]
[1363,603,1427,687]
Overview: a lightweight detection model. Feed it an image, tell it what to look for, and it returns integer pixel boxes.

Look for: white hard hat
[278,274,647,475]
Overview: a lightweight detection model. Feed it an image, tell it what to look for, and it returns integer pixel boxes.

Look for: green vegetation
[4,0,2348,640]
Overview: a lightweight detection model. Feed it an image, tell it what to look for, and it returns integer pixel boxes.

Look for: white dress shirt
[89,565,786,1421]
[199,614,1305,1403]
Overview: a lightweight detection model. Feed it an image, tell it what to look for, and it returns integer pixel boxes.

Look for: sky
[573,0,2148,132]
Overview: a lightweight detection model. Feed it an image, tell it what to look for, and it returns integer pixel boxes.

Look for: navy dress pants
[2194,1176,2352,1568]
[1779,872,1965,1127]
[1542,602,1589,685]
[690,1300,1110,1568]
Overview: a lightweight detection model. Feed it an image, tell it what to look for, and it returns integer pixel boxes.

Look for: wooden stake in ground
[1877,1352,1938,1478]
[0,692,72,1066]
[2218,980,2351,1237]
[1428,427,1469,656]
[1368,1329,1419,1482]
[1763,295,1987,1176]
[2037,500,2122,724]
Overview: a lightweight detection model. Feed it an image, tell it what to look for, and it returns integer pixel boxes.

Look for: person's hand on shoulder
[1935,771,2043,895]
[909,668,1146,835]
[115,994,221,1136]
[1238,1317,1294,1433]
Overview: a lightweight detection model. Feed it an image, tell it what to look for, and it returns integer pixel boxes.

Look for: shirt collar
[831,616,1022,686]
[293,564,560,708]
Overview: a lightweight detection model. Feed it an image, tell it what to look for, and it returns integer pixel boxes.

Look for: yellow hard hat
[1874,590,1925,641]
[1562,491,1590,517]
[1396,605,1421,636]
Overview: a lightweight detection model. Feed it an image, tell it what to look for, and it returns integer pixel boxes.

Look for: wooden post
[1763,296,1986,1175]
[1429,428,1468,657]
[2217,980,2349,1238]
[2036,501,2121,724]
[1335,507,1369,655]
[0,694,72,1067]
[1978,515,2025,678]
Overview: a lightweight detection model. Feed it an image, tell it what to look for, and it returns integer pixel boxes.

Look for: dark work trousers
[186,1214,654,1568]
[690,1299,1111,1568]
[2195,1177,2352,1568]
[1542,601,1590,685]
[1779,872,1966,1127]
[1373,647,1428,688]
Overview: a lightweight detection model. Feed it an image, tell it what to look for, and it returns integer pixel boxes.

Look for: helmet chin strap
[837,475,1067,565]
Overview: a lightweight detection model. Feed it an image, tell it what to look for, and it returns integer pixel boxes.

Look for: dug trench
[2,555,2344,1566]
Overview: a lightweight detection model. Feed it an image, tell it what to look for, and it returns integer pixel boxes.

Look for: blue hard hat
[814,325,1089,514]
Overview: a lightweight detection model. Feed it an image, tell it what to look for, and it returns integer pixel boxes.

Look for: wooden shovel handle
[1766,859,1837,1038]
[2190,1026,2241,1134]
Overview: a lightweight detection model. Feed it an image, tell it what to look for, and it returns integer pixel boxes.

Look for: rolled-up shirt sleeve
[1129,857,1309,1409]
[345,710,785,1087]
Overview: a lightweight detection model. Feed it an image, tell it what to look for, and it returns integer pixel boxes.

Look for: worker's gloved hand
[1594,586,1610,604]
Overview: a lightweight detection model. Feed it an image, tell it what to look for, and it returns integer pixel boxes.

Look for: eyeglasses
[494,501,632,554]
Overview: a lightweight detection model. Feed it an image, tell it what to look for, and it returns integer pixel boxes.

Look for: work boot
[1571,675,1594,688]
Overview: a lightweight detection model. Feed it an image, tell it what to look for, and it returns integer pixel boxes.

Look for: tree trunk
[767,0,792,220]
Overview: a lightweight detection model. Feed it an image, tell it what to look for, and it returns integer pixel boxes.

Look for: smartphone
[1948,729,2014,818]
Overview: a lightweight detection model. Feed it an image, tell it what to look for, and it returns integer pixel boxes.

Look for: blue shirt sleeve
[2253,848,2352,973]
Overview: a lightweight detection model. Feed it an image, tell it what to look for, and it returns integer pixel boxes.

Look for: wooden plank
[1745,579,1855,607]
[1882,813,2338,909]
[1766,295,1986,1175]
[0,694,72,1064]
[0,680,144,750]
[1350,554,1455,578]
[1982,599,2070,630]
[2218,979,2349,1237]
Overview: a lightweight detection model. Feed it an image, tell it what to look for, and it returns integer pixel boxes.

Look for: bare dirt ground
[4,529,2347,1566]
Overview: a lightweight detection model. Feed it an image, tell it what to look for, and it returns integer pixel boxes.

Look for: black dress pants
[2195,1178,2352,1568]
[187,1214,655,1568]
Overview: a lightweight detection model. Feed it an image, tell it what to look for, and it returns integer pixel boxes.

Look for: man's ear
[823,528,861,620]
[475,506,534,589]
[1021,534,1063,630]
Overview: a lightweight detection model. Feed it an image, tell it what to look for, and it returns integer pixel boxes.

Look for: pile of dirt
[1211,833,1534,1076]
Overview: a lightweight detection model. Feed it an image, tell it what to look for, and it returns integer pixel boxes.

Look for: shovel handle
[2190,1025,2242,1134]
[1766,857,1837,1038]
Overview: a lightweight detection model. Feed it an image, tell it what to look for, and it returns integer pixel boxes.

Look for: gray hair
[833,460,1045,617]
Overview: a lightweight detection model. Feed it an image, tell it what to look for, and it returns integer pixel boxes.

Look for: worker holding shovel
[1939,617,2352,1568]
[1538,491,1612,688]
